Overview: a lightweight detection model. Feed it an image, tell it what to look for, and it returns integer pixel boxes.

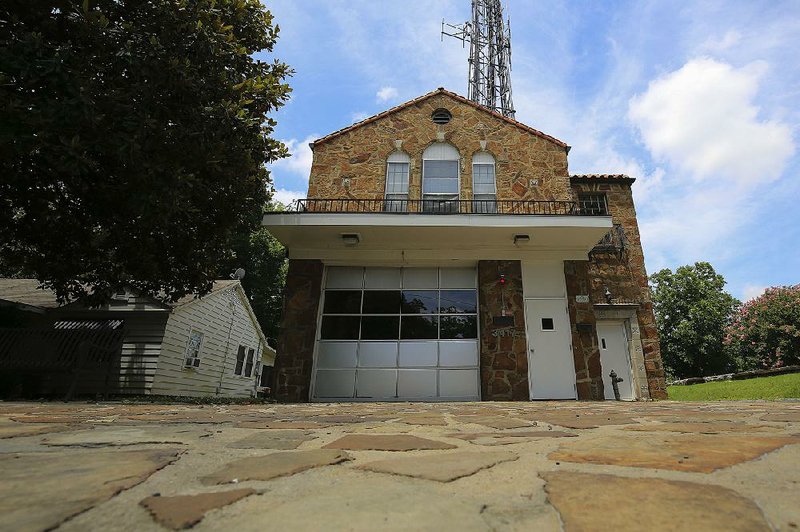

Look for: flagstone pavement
[1,400,798,531]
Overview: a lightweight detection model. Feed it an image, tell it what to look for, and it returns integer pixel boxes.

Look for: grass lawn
[667,372,800,401]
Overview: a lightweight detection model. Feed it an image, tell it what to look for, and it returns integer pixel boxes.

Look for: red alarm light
[499,274,506,285]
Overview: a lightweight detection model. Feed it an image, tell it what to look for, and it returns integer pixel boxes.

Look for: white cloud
[628,58,795,185]
[376,86,399,103]
[268,134,318,181]
[271,188,306,206]
[742,284,767,301]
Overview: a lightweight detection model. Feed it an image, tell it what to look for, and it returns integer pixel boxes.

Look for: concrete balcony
[263,198,613,264]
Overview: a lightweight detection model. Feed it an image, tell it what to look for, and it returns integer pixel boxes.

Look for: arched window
[472,151,496,213]
[384,151,410,212]
[422,142,460,213]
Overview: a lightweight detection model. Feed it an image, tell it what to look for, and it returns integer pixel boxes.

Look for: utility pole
[443,0,516,118]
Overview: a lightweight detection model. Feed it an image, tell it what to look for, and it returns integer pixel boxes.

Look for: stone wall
[307,90,572,204]
[568,179,668,399]
[478,260,530,400]
[564,260,603,400]
[273,259,323,402]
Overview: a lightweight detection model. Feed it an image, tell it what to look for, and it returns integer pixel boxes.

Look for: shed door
[596,321,634,400]
[526,299,576,399]
[312,267,480,401]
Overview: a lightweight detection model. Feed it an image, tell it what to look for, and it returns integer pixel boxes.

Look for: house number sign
[492,327,525,338]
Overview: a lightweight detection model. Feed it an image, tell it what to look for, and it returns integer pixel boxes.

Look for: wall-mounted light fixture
[341,233,360,246]
[513,234,530,245]
[604,286,613,304]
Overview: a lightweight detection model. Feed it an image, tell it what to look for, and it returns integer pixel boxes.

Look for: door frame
[523,296,577,400]
[596,319,635,400]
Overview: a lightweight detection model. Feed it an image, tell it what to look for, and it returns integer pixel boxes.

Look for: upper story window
[422,142,460,213]
[384,151,410,212]
[472,151,496,213]
[578,193,608,215]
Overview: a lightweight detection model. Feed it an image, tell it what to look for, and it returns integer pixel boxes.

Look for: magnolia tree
[725,285,800,370]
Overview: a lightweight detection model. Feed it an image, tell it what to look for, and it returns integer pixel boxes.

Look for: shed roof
[0,279,240,310]
[311,87,569,150]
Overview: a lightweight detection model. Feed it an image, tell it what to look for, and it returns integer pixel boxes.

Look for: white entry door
[525,299,576,399]
[596,321,634,400]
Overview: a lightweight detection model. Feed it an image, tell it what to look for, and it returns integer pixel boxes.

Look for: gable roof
[570,174,636,185]
[0,279,61,309]
[311,87,569,150]
[0,279,241,311]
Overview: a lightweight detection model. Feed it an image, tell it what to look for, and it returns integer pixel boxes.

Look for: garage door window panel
[323,290,362,314]
[363,290,402,314]
[321,316,360,340]
[401,315,439,339]
[440,315,478,339]
[401,290,438,314]
[361,316,401,340]
[439,290,477,313]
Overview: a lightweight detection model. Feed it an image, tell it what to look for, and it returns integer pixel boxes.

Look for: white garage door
[312,267,480,401]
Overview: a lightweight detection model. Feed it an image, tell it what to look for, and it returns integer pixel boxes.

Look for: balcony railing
[280,198,606,216]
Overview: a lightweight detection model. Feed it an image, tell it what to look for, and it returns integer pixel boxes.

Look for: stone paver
[0,400,798,531]
[357,450,518,481]
[322,434,457,451]
[0,448,182,531]
[548,432,800,473]
[201,449,351,485]
[140,489,256,530]
[541,471,771,531]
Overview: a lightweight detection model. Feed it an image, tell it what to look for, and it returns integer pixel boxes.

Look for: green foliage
[725,285,800,370]
[650,262,740,379]
[0,0,291,305]
[219,202,287,342]
[667,372,800,401]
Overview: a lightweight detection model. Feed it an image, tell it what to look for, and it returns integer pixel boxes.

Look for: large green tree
[649,262,740,379]
[0,0,291,305]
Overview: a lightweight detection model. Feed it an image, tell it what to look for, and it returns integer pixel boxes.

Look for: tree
[219,202,287,342]
[649,262,740,379]
[0,0,291,305]
[725,285,800,371]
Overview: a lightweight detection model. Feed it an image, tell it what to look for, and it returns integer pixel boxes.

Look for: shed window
[235,345,246,375]
[472,152,496,213]
[184,330,203,368]
[244,348,255,377]
[384,151,410,212]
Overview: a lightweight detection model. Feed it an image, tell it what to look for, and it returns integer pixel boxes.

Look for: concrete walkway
[1,400,798,531]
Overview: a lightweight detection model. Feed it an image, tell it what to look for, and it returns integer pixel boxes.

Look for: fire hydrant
[609,370,624,401]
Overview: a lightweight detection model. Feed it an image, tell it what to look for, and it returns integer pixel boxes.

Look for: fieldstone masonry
[478,260,529,400]
[567,177,667,399]
[308,89,572,204]
[273,259,323,402]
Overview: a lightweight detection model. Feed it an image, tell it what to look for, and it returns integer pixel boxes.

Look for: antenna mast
[442,0,515,118]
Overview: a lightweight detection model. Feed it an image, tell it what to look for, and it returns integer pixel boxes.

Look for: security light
[341,233,360,246]
[513,234,530,245]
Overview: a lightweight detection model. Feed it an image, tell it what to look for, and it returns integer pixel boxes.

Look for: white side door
[525,299,576,400]
[596,322,634,400]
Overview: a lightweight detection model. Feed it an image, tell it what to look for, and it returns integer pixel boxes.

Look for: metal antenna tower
[442,0,515,118]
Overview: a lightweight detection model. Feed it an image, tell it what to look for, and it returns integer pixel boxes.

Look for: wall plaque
[575,295,590,303]
[492,316,514,327]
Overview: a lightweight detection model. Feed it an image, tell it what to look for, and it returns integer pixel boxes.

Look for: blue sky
[259,0,799,302]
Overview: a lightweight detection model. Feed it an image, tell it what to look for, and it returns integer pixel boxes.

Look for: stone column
[478,260,530,400]
[564,261,604,400]
[273,259,324,402]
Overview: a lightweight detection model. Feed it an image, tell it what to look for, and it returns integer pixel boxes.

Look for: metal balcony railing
[280,198,606,216]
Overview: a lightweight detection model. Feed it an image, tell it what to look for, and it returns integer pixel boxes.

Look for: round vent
[431,108,452,125]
